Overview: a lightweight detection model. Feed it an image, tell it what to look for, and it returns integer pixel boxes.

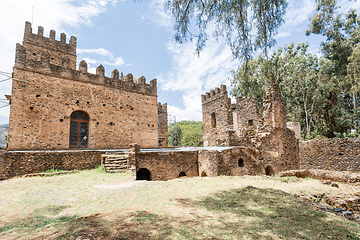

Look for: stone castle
[0,22,359,181]
[201,80,299,175]
[7,21,168,151]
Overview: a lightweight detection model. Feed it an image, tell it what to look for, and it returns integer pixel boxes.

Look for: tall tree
[165,0,288,60]
[168,124,182,146]
[231,43,325,139]
[306,0,360,136]
[347,45,360,134]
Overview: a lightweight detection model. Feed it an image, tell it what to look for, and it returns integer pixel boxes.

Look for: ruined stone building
[1,22,358,182]
[7,22,167,151]
[201,80,300,175]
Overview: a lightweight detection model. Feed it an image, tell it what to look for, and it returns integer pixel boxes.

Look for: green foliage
[168,124,182,146]
[231,1,360,139]
[165,0,287,60]
[306,0,360,137]
[231,42,325,139]
[95,165,106,173]
[168,121,203,147]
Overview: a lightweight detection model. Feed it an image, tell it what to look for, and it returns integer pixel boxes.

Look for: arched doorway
[136,168,151,181]
[69,111,89,148]
[265,165,275,176]
[201,171,207,177]
[238,158,244,167]
[178,171,187,178]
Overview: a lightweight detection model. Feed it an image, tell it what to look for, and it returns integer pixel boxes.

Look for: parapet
[14,22,157,96]
[23,21,76,55]
[201,84,228,104]
[158,102,167,113]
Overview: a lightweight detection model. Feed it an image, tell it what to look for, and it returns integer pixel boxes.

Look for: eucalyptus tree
[231,43,324,139]
[347,45,360,134]
[165,0,288,60]
[306,0,360,136]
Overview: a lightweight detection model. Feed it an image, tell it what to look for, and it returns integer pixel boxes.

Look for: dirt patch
[94,180,143,190]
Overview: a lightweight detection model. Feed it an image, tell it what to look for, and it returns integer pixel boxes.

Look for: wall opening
[248,119,254,126]
[179,171,187,177]
[265,166,274,176]
[69,111,89,148]
[211,112,216,128]
[201,171,207,177]
[238,158,244,167]
[136,168,151,181]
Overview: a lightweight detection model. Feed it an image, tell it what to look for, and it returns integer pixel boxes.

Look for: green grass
[39,169,70,174]
[0,170,359,239]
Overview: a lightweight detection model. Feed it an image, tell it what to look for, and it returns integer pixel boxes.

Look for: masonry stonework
[158,103,168,148]
[7,22,167,151]
[0,150,103,180]
[202,79,300,175]
[300,138,360,172]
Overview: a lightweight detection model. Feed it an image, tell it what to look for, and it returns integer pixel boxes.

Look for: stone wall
[286,122,301,140]
[198,146,263,177]
[135,151,199,181]
[0,150,103,180]
[7,22,166,151]
[300,138,360,172]
[158,103,168,148]
[202,85,232,147]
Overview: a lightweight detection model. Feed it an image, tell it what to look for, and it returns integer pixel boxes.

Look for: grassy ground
[0,167,359,240]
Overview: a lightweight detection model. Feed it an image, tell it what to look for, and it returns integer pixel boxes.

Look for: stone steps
[102,154,129,173]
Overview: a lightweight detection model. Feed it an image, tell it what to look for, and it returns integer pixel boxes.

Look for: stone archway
[201,171,207,177]
[179,171,187,177]
[265,165,275,176]
[136,168,151,181]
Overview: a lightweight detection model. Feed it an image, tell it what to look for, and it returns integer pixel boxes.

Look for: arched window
[211,112,216,128]
[69,111,89,148]
[238,158,244,167]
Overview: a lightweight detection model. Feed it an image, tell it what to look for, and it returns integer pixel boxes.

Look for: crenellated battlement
[21,22,77,69]
[158,102,167,113]
[23,21,76,54]
[14,22,157,96]
[201,84,228,103]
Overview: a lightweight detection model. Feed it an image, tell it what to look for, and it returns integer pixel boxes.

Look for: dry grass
[0,168,359,239]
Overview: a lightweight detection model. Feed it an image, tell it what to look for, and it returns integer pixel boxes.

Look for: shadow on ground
[1,187,359,239]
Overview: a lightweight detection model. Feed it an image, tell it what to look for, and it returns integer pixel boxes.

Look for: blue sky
[0,0,359,124]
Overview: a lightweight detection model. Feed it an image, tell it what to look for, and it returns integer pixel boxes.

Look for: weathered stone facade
[202,79,300,175]
[7,22,167,151]
[158,103,168,148]
[0,150,103,180]
[300,138,360,172]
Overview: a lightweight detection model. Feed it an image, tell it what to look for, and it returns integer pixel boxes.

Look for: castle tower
[260,79,287,130]
[201,85,232,147]
[158,103,168,147]
[19,21,77,70]
[7,22,164,151]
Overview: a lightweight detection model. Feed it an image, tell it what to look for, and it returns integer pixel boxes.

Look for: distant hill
[168,121,203,147]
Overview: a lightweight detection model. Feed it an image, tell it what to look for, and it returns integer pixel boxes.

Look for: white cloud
[337,0,360,14]
[283,0,316,28]
[77,48,126,74]
[147,0,239,122]
[158,38,238,121]
[77,48,114,56]
[275,31,291,39]
[0,0,120,123]
[146,0,173,31]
